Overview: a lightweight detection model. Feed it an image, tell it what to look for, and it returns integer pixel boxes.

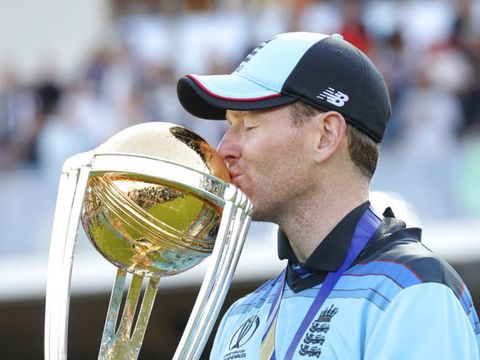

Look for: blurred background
[1,0,479,358]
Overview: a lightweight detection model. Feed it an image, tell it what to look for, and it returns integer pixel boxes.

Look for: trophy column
[45,153,92,360]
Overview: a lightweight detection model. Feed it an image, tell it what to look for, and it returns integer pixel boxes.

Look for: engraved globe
[80,122,231,277]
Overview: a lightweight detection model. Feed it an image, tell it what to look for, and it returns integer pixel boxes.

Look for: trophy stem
[117,274,143,339]
[101,269,127,342]
[130,276,159,346]
[98,269,160,360]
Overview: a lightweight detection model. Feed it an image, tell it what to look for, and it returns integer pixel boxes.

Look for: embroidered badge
[223,315,260,360]
[298,304,339,358]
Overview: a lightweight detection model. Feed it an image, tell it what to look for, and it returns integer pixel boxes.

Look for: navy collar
[277,202,419,293]
[277,201,371,272]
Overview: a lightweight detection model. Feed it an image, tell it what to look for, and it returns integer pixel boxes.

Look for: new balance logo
[316,87,349,107]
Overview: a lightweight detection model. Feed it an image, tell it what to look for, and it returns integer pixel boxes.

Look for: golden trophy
[44,122,252,359]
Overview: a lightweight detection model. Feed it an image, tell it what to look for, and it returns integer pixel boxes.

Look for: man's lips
[227,169,243,185]
[227,170,250,196]
[229,172,242,181]
[225,163,246,186]
[225,165,241,179]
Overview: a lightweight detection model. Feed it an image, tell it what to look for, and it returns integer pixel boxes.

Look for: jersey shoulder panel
[349,233,475,320]
[227,272,284,317]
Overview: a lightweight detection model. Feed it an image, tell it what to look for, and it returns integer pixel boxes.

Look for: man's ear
[312,111,347,164]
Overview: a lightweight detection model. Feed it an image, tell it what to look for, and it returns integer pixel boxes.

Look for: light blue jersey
[210,205,480,359]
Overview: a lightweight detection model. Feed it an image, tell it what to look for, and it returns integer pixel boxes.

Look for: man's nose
[217,128,241,164]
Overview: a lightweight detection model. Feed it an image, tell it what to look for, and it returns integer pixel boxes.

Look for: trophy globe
[81,122,232,277]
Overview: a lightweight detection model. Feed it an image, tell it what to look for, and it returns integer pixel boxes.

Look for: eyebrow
[225,110,248,124]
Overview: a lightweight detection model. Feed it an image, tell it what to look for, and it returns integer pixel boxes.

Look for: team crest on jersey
[298,304,339,358]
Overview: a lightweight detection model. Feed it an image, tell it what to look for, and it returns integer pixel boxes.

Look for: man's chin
[236,191,273,222]
[251,208,273,223]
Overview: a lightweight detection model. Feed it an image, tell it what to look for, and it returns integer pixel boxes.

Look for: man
[177,33,480,359]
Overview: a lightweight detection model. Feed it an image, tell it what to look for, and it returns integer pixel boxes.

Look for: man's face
[218,105,316,222]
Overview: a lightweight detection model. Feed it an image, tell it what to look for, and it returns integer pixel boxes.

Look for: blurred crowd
[1,0,480,254]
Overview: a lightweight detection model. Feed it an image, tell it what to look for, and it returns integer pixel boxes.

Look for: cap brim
[177,74,297,120]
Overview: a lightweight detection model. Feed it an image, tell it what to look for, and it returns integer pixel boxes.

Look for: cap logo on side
[316,87,349,107]
[235,39,272,72]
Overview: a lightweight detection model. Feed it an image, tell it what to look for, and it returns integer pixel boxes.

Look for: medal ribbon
[259,207,382,360]
[259,269,287,359]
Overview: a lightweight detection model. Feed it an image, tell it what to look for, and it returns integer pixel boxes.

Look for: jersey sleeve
[364,282,480,359]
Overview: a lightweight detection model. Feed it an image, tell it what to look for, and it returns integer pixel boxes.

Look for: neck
[278,177,369,263]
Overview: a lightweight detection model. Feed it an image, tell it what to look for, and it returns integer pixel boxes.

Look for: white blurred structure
[0,0,110,82]
[370,190,422,228]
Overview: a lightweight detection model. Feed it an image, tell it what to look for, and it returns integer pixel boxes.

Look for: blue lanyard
[263,207,382,359]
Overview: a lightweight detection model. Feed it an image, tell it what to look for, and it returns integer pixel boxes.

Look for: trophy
[44,122,253,359]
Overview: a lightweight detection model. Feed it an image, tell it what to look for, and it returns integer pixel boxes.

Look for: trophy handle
[173,191,252,360]
[44,153,92,360]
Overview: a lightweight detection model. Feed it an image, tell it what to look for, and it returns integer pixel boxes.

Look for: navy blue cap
[177,32,391,143]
